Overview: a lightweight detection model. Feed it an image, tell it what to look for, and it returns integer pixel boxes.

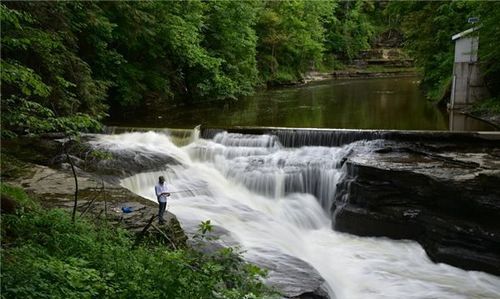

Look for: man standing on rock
[155,176,170,224]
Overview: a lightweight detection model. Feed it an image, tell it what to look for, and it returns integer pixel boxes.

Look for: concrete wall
[448,110,496,131]
[450,36,489,109]
[454,37,478,63]
[451,62,489,108]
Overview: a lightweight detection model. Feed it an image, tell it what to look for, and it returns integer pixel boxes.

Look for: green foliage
[1,2,110,113]
[475,2,500,98]
[198,219,214,235]
[1,3,108,136]
[98,1,261,106]
[1,184,275,299]
[256,0,335,84]
[1,96,101,137]
[324,0,376,62]
[1,59,51,97]
[386,1,474,101]
[472,97,500,115]
[88,148,113,161]
[11,0,496,129]
[0,183,39,212]
[202,0,259,98]
[2,1,264,128]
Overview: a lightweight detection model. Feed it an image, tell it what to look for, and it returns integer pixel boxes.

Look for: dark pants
[158,202,167,223]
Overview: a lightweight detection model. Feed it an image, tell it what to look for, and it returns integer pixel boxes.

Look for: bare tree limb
[133,215,157,249]
[151,223,177,250]
[63,138,79,223]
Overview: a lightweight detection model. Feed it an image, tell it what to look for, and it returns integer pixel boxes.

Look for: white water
[94,131,500,299]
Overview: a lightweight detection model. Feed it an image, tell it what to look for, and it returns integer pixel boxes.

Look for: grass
[472,97,500,114]
[0,153,34,181]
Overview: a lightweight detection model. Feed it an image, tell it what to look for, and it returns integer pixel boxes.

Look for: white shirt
[155,183,168,203]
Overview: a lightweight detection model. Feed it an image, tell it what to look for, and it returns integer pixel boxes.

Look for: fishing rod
[167,187,210,194]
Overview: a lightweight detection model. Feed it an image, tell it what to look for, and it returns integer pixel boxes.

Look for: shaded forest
[2,1,499,136]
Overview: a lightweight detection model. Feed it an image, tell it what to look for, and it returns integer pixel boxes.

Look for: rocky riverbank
[1,135,330,299]
[1,152,187,248]
[301,67,417,85]
[302,47,416,84]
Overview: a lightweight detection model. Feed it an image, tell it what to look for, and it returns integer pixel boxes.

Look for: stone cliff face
[333,142,500,275]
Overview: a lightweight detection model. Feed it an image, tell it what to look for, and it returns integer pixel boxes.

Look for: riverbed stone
[245,249,332,299]
[179,221,332,299]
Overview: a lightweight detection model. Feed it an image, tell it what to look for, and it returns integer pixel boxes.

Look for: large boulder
[246,250,332,299]
[181,223,332,299]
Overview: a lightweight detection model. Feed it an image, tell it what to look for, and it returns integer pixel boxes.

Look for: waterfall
[200,127,498,147]
[94,131,500,299]
[103,126,198,147]
[199,127,385,146]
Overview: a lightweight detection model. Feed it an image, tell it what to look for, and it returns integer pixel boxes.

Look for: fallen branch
[133,215,157,249]
[151,224,177,250]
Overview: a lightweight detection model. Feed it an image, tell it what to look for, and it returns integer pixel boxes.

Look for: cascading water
[93,131,500,299]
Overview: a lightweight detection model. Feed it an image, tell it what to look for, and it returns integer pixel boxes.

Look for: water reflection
[448,110,497,131]
[109,77,496,131]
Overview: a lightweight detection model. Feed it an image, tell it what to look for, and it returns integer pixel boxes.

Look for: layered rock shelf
[333,141,500,275]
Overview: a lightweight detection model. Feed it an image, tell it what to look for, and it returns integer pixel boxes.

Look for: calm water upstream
[109,77,495,131]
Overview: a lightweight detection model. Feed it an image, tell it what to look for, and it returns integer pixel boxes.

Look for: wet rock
[2,135,183,182]
[178,219,332,299]
[81,148,182,180]
[246,249,332,299]
[1,136,62,166]
[179,222,332,298]
[333,143,500,275]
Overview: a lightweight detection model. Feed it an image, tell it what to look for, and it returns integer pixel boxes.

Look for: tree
[202,0,259,98]
[386,1,474,101]
[256,0,335,84]
[1,2,107,136]
[324,0,375,62]
[475,2,500,99]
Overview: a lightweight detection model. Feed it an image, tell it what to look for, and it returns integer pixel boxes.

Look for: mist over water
[93,131,500,299]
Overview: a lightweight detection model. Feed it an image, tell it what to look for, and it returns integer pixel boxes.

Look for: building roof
[452,27,480,41]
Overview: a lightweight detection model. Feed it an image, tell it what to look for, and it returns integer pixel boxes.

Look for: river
[100,76,499,298]
[108,76,496,131]
[89,130,500,299]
